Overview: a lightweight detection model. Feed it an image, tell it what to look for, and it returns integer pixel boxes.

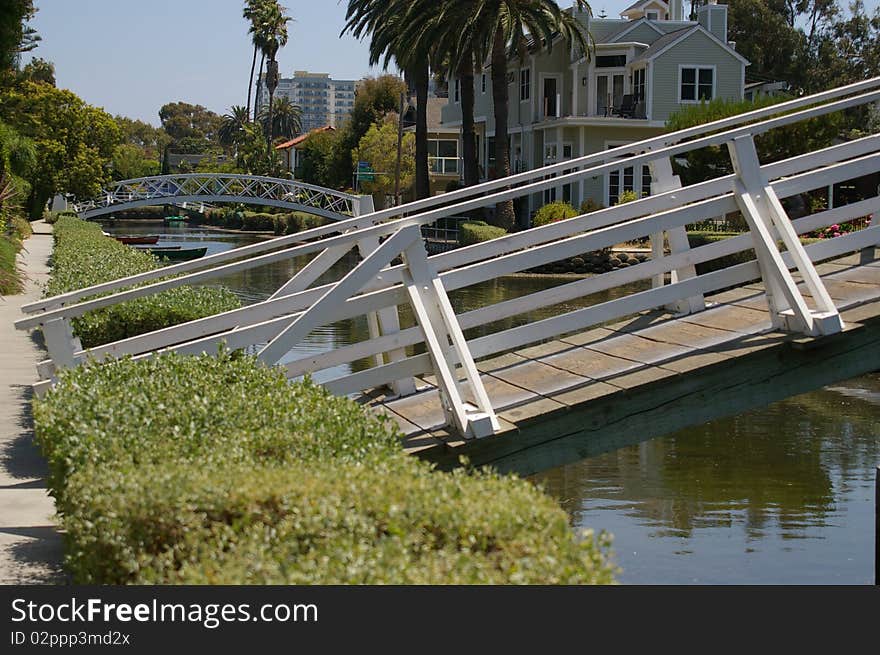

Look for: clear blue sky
[22,0,880,126]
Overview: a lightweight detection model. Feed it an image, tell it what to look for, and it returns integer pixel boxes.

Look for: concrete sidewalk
[0,221,65,584]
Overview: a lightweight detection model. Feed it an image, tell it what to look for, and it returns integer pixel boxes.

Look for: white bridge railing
[19,77,880,438]
[71,173,370,221]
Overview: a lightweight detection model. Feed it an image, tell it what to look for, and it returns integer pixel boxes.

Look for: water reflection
[533,377,880,584]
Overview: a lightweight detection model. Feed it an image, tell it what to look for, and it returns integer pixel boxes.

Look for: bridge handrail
[18,82,880,327]
[21,76,880,317]
[26,137,880,367]
[72,173,362,205]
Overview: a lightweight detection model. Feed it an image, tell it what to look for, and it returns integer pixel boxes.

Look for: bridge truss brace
[727,134,843,336]
[648,156,705,314]
[258,224,497,438]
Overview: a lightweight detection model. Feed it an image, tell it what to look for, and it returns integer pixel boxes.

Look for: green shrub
[579,198,604,214]
[459,220,507,246]
[44,209,78,225]
[615,190,639,205]
[533,201,578,227]
[240,212,275,231]
[46,217,240,347]
[35,353,616,585]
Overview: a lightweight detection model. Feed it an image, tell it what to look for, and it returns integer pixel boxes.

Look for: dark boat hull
[115,235,160,245]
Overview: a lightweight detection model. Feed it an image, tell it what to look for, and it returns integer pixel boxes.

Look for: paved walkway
[0,221,65,584]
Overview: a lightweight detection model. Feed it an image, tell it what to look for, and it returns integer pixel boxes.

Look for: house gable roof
[621,0,669,17]
[607,17,666,43]
[275,125,335,150]
[632,24,750,66]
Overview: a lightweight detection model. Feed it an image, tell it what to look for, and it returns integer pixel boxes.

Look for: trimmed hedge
[47,217,240,347]
[35,353,616,584]
[199,208,327,235]
[459,220,508,246]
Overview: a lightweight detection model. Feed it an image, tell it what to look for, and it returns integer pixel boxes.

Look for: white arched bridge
[70,173,372,221]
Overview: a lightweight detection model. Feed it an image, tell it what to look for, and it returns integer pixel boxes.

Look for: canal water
[107,221,880,584]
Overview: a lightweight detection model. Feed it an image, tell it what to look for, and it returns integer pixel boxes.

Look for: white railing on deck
[17,77,880,439]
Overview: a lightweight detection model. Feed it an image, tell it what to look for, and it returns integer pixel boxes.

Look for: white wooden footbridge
[70,174,372,221]
[18,78,880,474]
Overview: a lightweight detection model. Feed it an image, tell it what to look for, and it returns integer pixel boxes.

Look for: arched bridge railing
[70,174,370,221]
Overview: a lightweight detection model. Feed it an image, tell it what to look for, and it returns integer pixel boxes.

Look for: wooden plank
[486,359,593,397]
[540,347,644,380]
[678,304,772,334]
[635,319,743,350]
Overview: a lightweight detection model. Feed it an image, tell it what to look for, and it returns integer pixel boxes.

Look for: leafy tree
[114,116,170,160]
[0,0,37,73]
[295,129,338,186]
[665,95,841,187]
[158,101,222,145]
[110,144,160,181]
[0,119,35,224]
[353,116,414,205]
[0,81,120,219]
[20,56,54,85]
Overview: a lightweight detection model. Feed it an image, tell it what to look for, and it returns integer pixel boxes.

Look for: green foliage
[34,352,615,584]
[0,81,120,219]
[665,95,841,186]
[158,101,222,145]
[353,116,415,200]
[0,232,22,294]
[533,201,578,227]
[459,220,508,246]
[111,144,160,180]
[0,0,37,72]
[42,208,77,225]
[579,198,604,214]
[46,217,239,347]
[20,56,54,85]
[615,190,638,205]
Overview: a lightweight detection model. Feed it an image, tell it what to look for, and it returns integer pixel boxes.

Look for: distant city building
[255,71,358,132]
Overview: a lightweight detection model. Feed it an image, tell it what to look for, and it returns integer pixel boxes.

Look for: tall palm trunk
[458,50,479,188]
[490,29,515,231]
[254,55,265,122]
[246,45,258,119]
[413,60,430,200]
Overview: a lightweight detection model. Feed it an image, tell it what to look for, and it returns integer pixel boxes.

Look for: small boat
[164,215,187,225]
[146,246,207,262]
[115,234,160,245]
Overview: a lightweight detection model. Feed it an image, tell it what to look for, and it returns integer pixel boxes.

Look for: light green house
[440,0,748,220]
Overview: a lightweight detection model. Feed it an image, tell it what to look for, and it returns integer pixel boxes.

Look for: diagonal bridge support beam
[258,224,497,439]
[727,134,843,336]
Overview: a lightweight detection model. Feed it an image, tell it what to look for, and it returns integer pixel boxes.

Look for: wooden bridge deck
[364,249,880,475]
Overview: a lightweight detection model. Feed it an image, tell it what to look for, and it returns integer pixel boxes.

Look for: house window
[632,68,646,104]
[680,66,714,102]
[481,74,486,94]
[596,55,627,68]
[453,78,460,103]
[646,11,658,20]
[520,68,530,101]
[428,139,459,175]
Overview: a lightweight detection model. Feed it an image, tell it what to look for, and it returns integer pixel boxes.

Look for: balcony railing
[429,157,460,175]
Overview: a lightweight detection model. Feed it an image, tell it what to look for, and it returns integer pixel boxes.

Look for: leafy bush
[34,353,616,584]
[44,209,78,225]
[533,201,578,227]
[579,198,604,214]
[46,217,239,347]
[197,208,326,235]
[0,234,22,295]
[459,220,508,246]
[615,190,639,205]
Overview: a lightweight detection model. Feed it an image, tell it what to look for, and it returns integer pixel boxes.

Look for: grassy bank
[47,217,240,347]
[35,353,616,584]
[0,214,33,295]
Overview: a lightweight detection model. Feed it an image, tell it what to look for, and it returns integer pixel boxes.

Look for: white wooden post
[727,134,843,336]
[401,239,498,439]
[41,318,79,370]
[649,156,705,314]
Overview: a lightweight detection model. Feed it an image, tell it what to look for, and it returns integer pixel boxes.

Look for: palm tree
[258,3,291,147]
[219,105,251,150]
[448,0,591,229]
[243,0,272,122]
[343,0,436,201]
[258,96,302,140]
